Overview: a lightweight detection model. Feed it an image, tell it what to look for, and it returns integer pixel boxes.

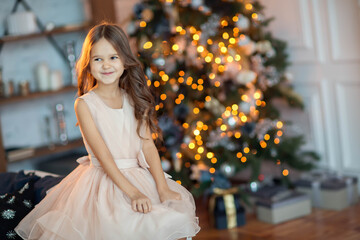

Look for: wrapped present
[243,184,293,213]
[256,191,311,224]
[208,187,246,229]
[294,172,358,210]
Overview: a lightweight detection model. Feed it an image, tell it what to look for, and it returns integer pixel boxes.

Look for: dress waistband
[90,156,139,169]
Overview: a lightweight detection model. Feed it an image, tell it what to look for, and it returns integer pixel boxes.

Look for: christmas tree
[128,0,319,195]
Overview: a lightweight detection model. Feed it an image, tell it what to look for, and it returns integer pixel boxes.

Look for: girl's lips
[102,72,114,75]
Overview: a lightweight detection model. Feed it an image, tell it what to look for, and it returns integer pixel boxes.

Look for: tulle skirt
[15,157,200,240]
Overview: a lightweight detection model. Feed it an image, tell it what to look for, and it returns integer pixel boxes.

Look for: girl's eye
[111,56,118,60]
[94,58,102,62]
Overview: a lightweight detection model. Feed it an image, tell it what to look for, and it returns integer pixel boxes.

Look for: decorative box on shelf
[208,187,246,229]
[294,172,358,211]
[255,190,311,224]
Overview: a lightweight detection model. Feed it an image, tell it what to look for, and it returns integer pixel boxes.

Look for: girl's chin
[97,79,119,85]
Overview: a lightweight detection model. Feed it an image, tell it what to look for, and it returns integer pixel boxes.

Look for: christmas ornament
[161,159,171,171]
[256,40,272,54]
[236,70,257,85]
[191,0,204,9]
[235,15,250,31]
[142,8,154,22]
[220,163,236,177]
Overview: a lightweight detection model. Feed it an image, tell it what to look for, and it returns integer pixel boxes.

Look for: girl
[15,22,200,240]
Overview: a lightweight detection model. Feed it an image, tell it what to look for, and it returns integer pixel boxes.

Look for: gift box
[243,184,292,213]
[256,191,311,224]
[208,187,246,229]
[294,173,358,211]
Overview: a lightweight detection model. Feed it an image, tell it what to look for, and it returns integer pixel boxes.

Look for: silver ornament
[220,163,236,177]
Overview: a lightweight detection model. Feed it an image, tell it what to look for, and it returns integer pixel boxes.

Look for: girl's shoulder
[76,91,96,109]
[122,89,134,106]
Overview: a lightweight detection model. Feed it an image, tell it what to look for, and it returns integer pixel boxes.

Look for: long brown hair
[76,22,163,142]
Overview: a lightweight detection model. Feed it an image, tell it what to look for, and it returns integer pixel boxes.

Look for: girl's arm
[141,120,181,202]
[75,98,151,213]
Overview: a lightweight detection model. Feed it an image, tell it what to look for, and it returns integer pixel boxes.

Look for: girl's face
[90,38,125,86]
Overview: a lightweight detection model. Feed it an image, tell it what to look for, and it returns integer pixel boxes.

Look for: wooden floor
[194,199,360,240]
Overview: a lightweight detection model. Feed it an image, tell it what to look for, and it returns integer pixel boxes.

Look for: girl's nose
[102,61,111,68]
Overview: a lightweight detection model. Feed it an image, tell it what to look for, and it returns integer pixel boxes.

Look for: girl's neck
[91,83,122,98]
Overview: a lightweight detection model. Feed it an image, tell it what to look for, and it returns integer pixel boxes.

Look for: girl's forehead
[91,38,118,55]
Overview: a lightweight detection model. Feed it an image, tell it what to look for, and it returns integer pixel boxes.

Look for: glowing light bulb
[221,20,228,27]
[172,44,179,51]
[197,147,204,153]
[283,169,289,176]
[264,134,270,140]
[161,74,169,81]
[139,21,146,27]
[205,56,212,62]
[207,152,214,159]
[160,94,167,100]
[143,41,153,49]
[193,34,200,41]
[245,3,253,10]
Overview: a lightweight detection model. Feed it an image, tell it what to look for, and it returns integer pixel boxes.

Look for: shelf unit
[0,0,117,172]
[0,23,91,44]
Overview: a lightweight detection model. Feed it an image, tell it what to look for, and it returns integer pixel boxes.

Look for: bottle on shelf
[0,67,5,98]
[54,103,68,145]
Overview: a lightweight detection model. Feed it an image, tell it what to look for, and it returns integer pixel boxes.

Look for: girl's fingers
[143,202,148,213]
[132,201,137,212]
[147,200,152,212]
[132,198,152,213]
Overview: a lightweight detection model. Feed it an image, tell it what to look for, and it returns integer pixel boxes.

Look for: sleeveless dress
[15,89,200,240]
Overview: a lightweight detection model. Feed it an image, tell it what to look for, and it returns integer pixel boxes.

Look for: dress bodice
[78,89,149,168]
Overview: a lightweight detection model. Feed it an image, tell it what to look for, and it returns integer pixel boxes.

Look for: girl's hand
[159,189,182,203]
[129,191,152,214]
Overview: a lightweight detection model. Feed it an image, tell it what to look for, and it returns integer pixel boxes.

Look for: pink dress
[15,89,200,240]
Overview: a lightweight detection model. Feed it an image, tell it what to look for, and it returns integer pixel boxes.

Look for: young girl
[15,22,200,240]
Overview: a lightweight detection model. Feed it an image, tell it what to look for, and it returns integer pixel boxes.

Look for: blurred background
[1,0,360,239]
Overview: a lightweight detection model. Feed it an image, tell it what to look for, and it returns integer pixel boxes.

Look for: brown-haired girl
[15,22,200,240]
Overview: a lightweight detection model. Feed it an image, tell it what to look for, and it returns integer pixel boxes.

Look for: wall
[0,0,88,152]
[259,0,360,178]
